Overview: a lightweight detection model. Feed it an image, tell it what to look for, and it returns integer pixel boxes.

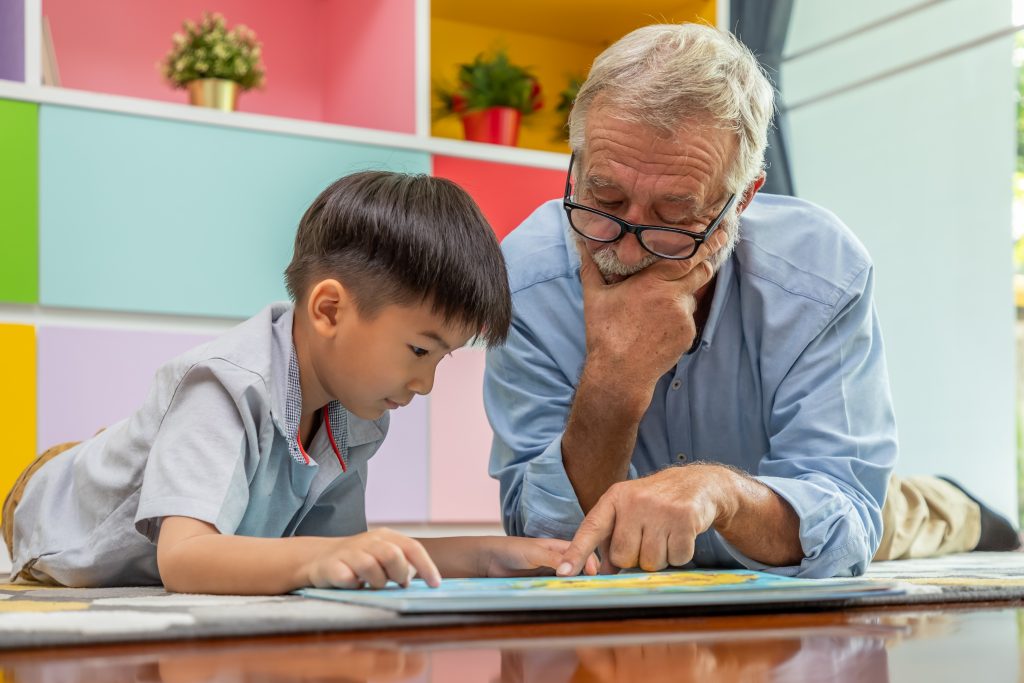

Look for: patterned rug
[2,552,1023,651]
[862,552,1024,604]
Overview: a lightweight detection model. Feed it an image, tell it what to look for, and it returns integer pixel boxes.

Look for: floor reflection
[0,607,1018,682]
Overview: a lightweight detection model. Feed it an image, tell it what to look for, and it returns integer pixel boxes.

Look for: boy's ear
[306,279,355,338]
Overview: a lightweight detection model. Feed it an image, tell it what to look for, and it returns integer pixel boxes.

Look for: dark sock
[937,476,1022,552]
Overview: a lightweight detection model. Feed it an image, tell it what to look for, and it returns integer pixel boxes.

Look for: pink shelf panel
[43,0,416,132]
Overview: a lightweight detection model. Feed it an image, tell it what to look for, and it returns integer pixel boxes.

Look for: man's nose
[611,230,649,267]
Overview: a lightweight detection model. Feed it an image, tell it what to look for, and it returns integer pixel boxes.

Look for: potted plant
[554,74,583,142]
[436,49,542,146]
[161,12,266,112]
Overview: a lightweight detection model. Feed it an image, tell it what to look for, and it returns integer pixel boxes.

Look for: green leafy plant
[554,74,583,141]
[435,49,542,118]
[161,12,266,90]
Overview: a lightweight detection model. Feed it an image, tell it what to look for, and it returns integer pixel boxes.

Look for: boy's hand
[481,536,600,578]
[304,528,442,589]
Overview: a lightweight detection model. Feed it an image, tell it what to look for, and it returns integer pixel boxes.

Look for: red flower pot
[460,106,522,146]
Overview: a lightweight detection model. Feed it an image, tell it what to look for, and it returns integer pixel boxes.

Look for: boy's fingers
[541,538,598,576]
[325,562,360,589]
[391,535,442,588]
[530,544,570,573]
[369,540,413,588]
[349,551,388,589]
[557,498,617,576]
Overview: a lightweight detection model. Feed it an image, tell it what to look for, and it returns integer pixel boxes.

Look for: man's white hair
[568,23,775,196]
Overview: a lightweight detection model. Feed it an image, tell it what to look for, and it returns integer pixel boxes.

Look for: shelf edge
[0,80,571,170]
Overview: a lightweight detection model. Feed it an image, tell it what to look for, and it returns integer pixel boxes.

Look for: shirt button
[676,452,688,463]
[670,379,682,390]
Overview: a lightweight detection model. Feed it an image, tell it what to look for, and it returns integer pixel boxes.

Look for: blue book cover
[297,569,903,614]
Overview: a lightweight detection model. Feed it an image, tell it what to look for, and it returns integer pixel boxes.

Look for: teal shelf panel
[39,105,431,318]
[0,99,38,304]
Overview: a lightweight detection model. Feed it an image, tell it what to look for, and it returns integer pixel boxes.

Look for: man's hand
[577,230,727,406]
[557,465,730,575]
[556,464,803,576]
[562,233,729,514]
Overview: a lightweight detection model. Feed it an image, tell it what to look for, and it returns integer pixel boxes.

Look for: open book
[298,569,903,614]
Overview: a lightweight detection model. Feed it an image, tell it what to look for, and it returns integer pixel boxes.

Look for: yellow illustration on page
[519,571,760,591]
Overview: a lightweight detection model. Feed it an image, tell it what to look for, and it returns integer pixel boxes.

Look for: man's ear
[305,279,355,339]
[737,172,767,215]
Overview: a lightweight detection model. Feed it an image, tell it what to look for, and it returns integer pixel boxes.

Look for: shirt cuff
[517,432,639,540]
[706,475,871,578]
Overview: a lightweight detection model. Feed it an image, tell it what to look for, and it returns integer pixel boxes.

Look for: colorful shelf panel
[365,395,430,524]
[0,0,24,82]
[36,326,214,447]
[0,324,36,525]
[39,104,431,318]
[42,0,417,132]
[429,347,501,523]
[433,155,565,241]
[0,98,38,304]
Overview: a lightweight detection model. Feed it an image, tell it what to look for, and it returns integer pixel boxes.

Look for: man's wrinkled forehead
[580,106,736,189]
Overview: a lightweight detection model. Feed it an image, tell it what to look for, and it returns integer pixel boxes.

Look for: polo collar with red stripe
[284,345,349,471]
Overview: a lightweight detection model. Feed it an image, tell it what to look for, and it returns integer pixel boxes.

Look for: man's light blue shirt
[484,194,898,578]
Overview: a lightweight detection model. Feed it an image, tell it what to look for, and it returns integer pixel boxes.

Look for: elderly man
[483,23,1015,579]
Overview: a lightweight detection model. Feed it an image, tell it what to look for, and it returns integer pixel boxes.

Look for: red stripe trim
[324,410,346,472]
[295,427,311,465]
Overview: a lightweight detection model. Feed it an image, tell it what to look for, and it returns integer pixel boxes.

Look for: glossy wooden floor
[1,603,1021,682]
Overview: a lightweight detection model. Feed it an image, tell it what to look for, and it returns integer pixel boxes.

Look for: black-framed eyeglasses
[563,152,737,260]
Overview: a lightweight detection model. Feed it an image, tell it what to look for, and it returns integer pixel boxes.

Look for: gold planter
[187,78,239,111]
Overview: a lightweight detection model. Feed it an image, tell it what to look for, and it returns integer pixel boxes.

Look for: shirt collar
[273,304,363,472]
[281,333,384,467]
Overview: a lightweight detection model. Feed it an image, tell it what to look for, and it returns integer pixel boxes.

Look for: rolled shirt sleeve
[712,265,897,577]
[486,306,584,539]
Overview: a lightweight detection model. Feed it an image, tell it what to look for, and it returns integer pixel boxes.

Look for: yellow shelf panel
[431,1,717,154]
[432,1,717,45]
[0,324,35,521]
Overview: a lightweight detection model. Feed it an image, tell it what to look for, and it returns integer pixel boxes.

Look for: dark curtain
[730,0,796,196]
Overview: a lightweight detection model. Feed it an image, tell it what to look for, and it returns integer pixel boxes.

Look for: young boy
[3,171,596,594]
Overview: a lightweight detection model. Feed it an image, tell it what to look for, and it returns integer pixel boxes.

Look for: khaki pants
[873,474,981,561]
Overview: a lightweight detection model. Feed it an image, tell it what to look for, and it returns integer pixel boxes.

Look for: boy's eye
[409,345,429,358]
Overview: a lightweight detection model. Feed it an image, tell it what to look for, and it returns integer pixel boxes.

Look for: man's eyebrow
[585,174,621,191]
[587,175,701,204]
[661,193,700,206]
[420,331,452,351]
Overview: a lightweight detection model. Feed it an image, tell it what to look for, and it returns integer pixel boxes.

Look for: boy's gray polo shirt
[11,303,388,587]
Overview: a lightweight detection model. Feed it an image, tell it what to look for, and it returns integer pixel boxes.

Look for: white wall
[782,0,1018,518]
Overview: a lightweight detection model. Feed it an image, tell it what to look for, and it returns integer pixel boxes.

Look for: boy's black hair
[284,171,511,347]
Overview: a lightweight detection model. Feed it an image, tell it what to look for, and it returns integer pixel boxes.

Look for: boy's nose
[408,368,435,396]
